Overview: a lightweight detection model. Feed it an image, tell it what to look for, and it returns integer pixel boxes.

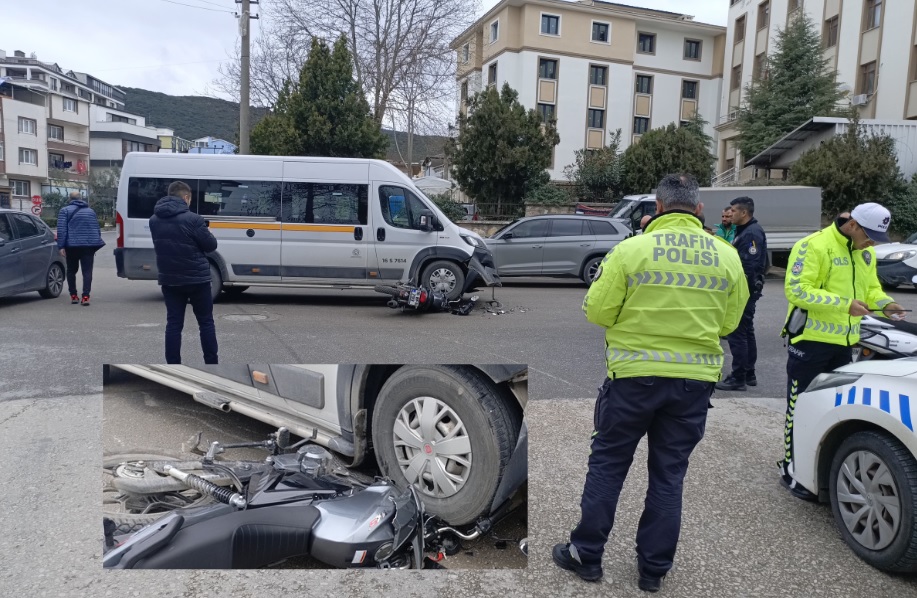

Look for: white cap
[851,202,891,243]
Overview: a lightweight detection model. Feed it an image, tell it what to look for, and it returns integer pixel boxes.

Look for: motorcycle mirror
[519,538,528,556]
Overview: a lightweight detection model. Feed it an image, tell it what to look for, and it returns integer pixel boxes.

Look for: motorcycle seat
[872,316,917,336]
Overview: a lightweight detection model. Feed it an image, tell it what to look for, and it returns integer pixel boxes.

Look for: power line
[89,58,232,72]
[187,0,234,7]
[156,0,235,13]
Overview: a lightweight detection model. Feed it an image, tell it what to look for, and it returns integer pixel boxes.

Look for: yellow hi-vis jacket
[784,223,893,346]
[584,211,749,382]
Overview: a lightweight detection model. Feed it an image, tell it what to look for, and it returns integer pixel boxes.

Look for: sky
[3,0,727,98]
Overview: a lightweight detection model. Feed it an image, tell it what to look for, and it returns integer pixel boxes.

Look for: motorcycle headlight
[805,372,862,393]
[882,250,917,262]
[461,234,483,248]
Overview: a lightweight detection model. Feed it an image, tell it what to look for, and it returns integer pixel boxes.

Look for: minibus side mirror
[418,210,435,232]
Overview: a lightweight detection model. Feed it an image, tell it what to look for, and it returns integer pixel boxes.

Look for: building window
[19,148,37,165]
[460,80,468,104]
[537,103,555,123]
[592,22,609,43]
[18,117,37,135]
[490,21,499,43]
[538,58,558,80]
[735,15,746,43]
[588,109,604,129]
[48,125,64,141]
[0,141,4,161]
[109,113,137,125]
[462,44,469,63]
[731,65,743,90]
[541,14,560,36]
[635,74,653,95]
[633,117,650,135]
[488,63,497,86]
[127,141,147,153]
[63,98,77,112]
[860,61,877,95]
[864,0,881,30]
[758,1,770,30]
[825,16,839,47]
[684,39,702,61]
[637,32,656,54]
[788,0,802,13]
[49,152,66,169]
[590,65,607,86]
[682,80,698,100]
[11,180,30,197]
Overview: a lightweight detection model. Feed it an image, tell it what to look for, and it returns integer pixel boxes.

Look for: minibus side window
[379,186,431,230]
[127,177,198,219]
[197,180,281,219]
[282,182,368,225]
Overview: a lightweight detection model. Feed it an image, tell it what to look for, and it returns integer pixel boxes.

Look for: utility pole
[235,0,258,154]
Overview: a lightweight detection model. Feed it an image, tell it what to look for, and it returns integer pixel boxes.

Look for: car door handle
[531,245,542,249]
[354,227,363,241]
[377,227,386,242]
[580,243,591,247]
[10,247,20,253]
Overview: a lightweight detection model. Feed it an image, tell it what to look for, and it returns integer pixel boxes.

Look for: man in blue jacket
[56,191,105,306]
[149,181,219,364]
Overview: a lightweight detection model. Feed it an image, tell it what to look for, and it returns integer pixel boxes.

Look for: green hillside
[121,86,447,162]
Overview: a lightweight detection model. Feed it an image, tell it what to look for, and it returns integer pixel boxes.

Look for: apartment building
[452,0,726,180]
[157,127,191,153]
[89,104,160,171]
[717,0,917,178]
[0,50,95,207]
[189,136,237,154]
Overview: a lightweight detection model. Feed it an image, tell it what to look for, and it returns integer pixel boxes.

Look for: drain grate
[222,314,270,322]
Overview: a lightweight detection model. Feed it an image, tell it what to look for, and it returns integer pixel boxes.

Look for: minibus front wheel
[420,260,465,301]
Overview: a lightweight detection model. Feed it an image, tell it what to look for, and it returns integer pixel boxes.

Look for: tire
[374,285,401,297]
[38,262,64,298]
[581,256,603,285]
[223,286,248,297]
[209,262,223,302]
[420,260,465,301]
[371,365,519,525]
[828,430,917,572]
[103,451,215,534]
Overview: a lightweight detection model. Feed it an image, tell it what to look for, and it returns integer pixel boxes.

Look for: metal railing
[712,167,737,187]
[471,201,525,220]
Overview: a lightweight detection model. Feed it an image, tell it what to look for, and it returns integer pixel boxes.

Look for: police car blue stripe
[862,387,872,406]
[847,386,857,405]
[880,390,891,414]
[835,391,843,407]
[901,395,913,431]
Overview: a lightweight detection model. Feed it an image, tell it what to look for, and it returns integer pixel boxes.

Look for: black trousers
[725,293,760,381]
[782,340,852,467]
[161,283,218,365]
[65,246,96,296]
[570,376,713,577]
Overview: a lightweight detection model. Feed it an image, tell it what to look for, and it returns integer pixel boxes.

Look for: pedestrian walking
[149,181,219,364]
[552,174,748,592]
[779,203,905,500]
[56,191,105,306]
[716,197,767,391]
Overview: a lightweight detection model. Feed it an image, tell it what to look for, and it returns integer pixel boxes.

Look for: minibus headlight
[461,234,483,248]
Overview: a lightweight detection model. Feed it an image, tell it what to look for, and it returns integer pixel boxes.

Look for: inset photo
[101,364,527,570]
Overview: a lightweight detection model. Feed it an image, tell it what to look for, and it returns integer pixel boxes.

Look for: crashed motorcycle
[102,429,487,569]
[854,314,917,361]
[374,283,480,315]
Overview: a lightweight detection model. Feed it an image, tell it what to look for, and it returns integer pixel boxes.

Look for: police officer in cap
[716,196,767,391]
[552,174,748,592]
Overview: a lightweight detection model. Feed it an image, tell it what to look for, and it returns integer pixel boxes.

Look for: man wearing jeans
[552,174,747,592]
[149,181,219,364]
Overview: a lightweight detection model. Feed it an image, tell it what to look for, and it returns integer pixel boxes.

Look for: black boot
[746,370,757,386]
[715,375,746,391]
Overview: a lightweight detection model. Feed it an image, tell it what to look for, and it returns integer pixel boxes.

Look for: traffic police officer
[553,174,748,592]
[780,203,906,500]
[716,196,767,391]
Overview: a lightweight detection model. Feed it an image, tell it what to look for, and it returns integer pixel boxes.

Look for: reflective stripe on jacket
[784,223,892,346]
[584,211,749,382]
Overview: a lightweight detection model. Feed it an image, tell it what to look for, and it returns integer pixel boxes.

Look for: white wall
[3,101,48,178]
[876,1,916,119]
[91,138,124,162]
[632,26,719,79]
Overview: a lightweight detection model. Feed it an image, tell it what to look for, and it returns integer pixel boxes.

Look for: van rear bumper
[114,248,159,280]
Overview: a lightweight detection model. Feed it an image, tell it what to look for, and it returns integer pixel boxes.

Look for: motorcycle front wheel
[103,451,215,534]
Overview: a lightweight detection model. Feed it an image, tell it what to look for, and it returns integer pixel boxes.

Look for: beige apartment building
[452,0,726,181]
[716,0,917,182]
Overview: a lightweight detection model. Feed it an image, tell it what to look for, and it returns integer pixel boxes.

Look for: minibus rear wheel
[209,263,223,302]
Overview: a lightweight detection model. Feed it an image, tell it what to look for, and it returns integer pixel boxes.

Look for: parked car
[484,215,629,284]
[793,358,917,572]
[0,208,65,300]
[874,242,917,289]
[105,364,528,527]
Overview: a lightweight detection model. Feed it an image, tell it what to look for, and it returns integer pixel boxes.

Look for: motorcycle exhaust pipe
[164,465,246,509]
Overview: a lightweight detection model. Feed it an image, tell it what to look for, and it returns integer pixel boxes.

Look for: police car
[874,242,917,289]
[793,359,917,572]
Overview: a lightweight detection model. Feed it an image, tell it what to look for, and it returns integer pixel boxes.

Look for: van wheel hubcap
[429,268,457,293]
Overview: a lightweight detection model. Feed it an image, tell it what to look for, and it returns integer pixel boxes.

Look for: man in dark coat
[149,181,219,364]
[56,191,105,306]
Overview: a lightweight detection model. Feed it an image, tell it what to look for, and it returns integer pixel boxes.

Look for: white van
[114,153,499,300]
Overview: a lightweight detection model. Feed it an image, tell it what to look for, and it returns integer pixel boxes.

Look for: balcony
[6,76,49,89]
[47,138,90,156]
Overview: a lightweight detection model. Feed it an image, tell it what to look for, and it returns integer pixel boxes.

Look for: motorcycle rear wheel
[103,451,215,534]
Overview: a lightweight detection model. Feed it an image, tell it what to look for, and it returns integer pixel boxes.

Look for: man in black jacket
[716,196,767,391]
[149,181,219,364]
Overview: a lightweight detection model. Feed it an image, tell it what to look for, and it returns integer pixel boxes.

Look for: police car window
[588,220,619,236]
[10,213,41,238]
[509,220,548,238]
[549,219,586,237]
[0,214,12,241]
[197,180,281,219]
[379,186,429,230]
[283,182,368,225]
[127,177,198,219]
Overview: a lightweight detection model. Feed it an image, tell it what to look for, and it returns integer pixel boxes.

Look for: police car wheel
[371,365,519,526]
[829,431,917,573]
[582,256,603,285]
